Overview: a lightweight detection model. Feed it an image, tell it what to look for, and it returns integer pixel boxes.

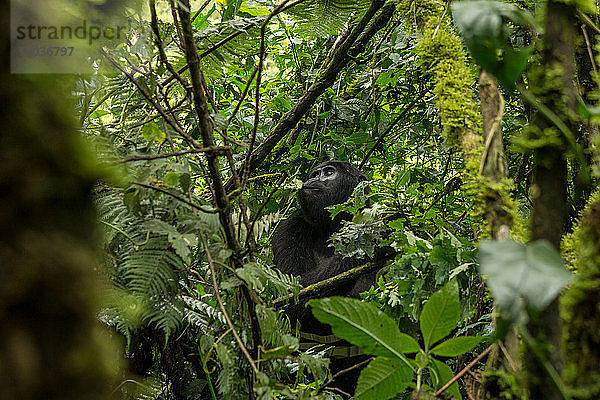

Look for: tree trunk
[526,1,577,398]
[0,7,119,400]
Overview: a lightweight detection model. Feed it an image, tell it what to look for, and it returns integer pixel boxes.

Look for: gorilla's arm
[299,254,364,287]
[272,215,316,277]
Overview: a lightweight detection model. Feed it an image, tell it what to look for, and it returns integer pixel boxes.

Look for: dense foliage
[67,0,600,399]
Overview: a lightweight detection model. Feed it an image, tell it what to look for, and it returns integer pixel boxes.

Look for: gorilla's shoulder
[272,214,308,243]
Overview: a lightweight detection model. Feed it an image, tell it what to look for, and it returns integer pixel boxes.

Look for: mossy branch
[273,261,381,308]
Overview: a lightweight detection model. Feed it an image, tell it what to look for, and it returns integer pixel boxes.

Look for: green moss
[556,0,596,13]
[560,191,600,399]
[398,0,528,240]
[482,370,526,399]
[562,189,600,269]
[396,0,444,32]
[413,20,482,157]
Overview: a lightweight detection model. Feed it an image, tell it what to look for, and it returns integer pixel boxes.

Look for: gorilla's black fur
[272,160,376,396]
[273,161,372,293]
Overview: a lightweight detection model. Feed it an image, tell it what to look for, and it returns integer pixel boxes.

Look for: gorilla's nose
[302,180,325,190]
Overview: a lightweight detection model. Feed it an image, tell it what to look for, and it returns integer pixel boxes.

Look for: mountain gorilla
[272,160,381,396]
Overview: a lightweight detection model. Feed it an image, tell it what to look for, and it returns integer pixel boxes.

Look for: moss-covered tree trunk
[526,0,577,398]
[0,8,119,400]
[561,192,600,399]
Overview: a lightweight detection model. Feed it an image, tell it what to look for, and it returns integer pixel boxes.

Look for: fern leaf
[285,0,371,36]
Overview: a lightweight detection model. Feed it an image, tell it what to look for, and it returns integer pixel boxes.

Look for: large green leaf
[479,240,573,323]
[420,279,460,351]
[355,357,413,400]
[399,333,420,353]
[431,336,483,357]
[309,297,411,365]
[452,1,537,91]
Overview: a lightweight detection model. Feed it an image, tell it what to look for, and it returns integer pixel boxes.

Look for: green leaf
[479,240,573,323]
[399,333,420,353]
[163,171,179,187]
[431,358,461,400]
[420,279,460,351]
[309,297,410,365]
[431,336,483,357]
[452,1,537,91]
[355,357,413,400]
[179,173,191,192]
[142,122,165,142]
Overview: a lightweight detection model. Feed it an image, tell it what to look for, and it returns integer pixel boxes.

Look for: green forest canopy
[5,0,600,399]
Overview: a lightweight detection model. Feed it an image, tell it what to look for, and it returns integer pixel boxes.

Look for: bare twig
[359,98,417,170]
[120,146,229,162]
[241,0,303,186]
[132,182,217,213]
[203,238,258,372]
[328,356,373,382]
[226,66,259,127]
[150,0,189,88]
[581,24,598,75]
[434,344,493,396]
[192,0,212,23]
[246,174,286,249]
[100,49,204,150]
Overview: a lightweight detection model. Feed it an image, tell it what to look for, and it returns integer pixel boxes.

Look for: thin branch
[203,238,258,372]
[359,98,417,170]
[232,0,394,187]
[176,0,241,251]
[192,0,212,23]
[120,146,229,162]
[150,0,189,88]
[177,0,263,373]
[167,0,185,49]
[434,344,493,396]
[132,182,217,213]
[581,24,598,75]
[226,66,259,128]
[321,356,374,393]
[162,0,308,87]
[242,1,304,186]
[100,49,204,150]
[246,174,286,249]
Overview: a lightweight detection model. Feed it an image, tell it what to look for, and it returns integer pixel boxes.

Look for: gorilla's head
[298,161,366,226]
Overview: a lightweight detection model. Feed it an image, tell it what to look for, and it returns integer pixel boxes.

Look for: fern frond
[144,297,184,340]
[184,16,266,79]
[181,294,227,331]
[122,236,182,296]
[235,261,301,300]
[285,0,371,36]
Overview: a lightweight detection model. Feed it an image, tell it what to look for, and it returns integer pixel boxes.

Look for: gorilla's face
[298,161,365,225]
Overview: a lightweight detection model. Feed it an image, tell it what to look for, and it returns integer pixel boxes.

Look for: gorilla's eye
[323,167,335,176]
[310,170,320,179]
